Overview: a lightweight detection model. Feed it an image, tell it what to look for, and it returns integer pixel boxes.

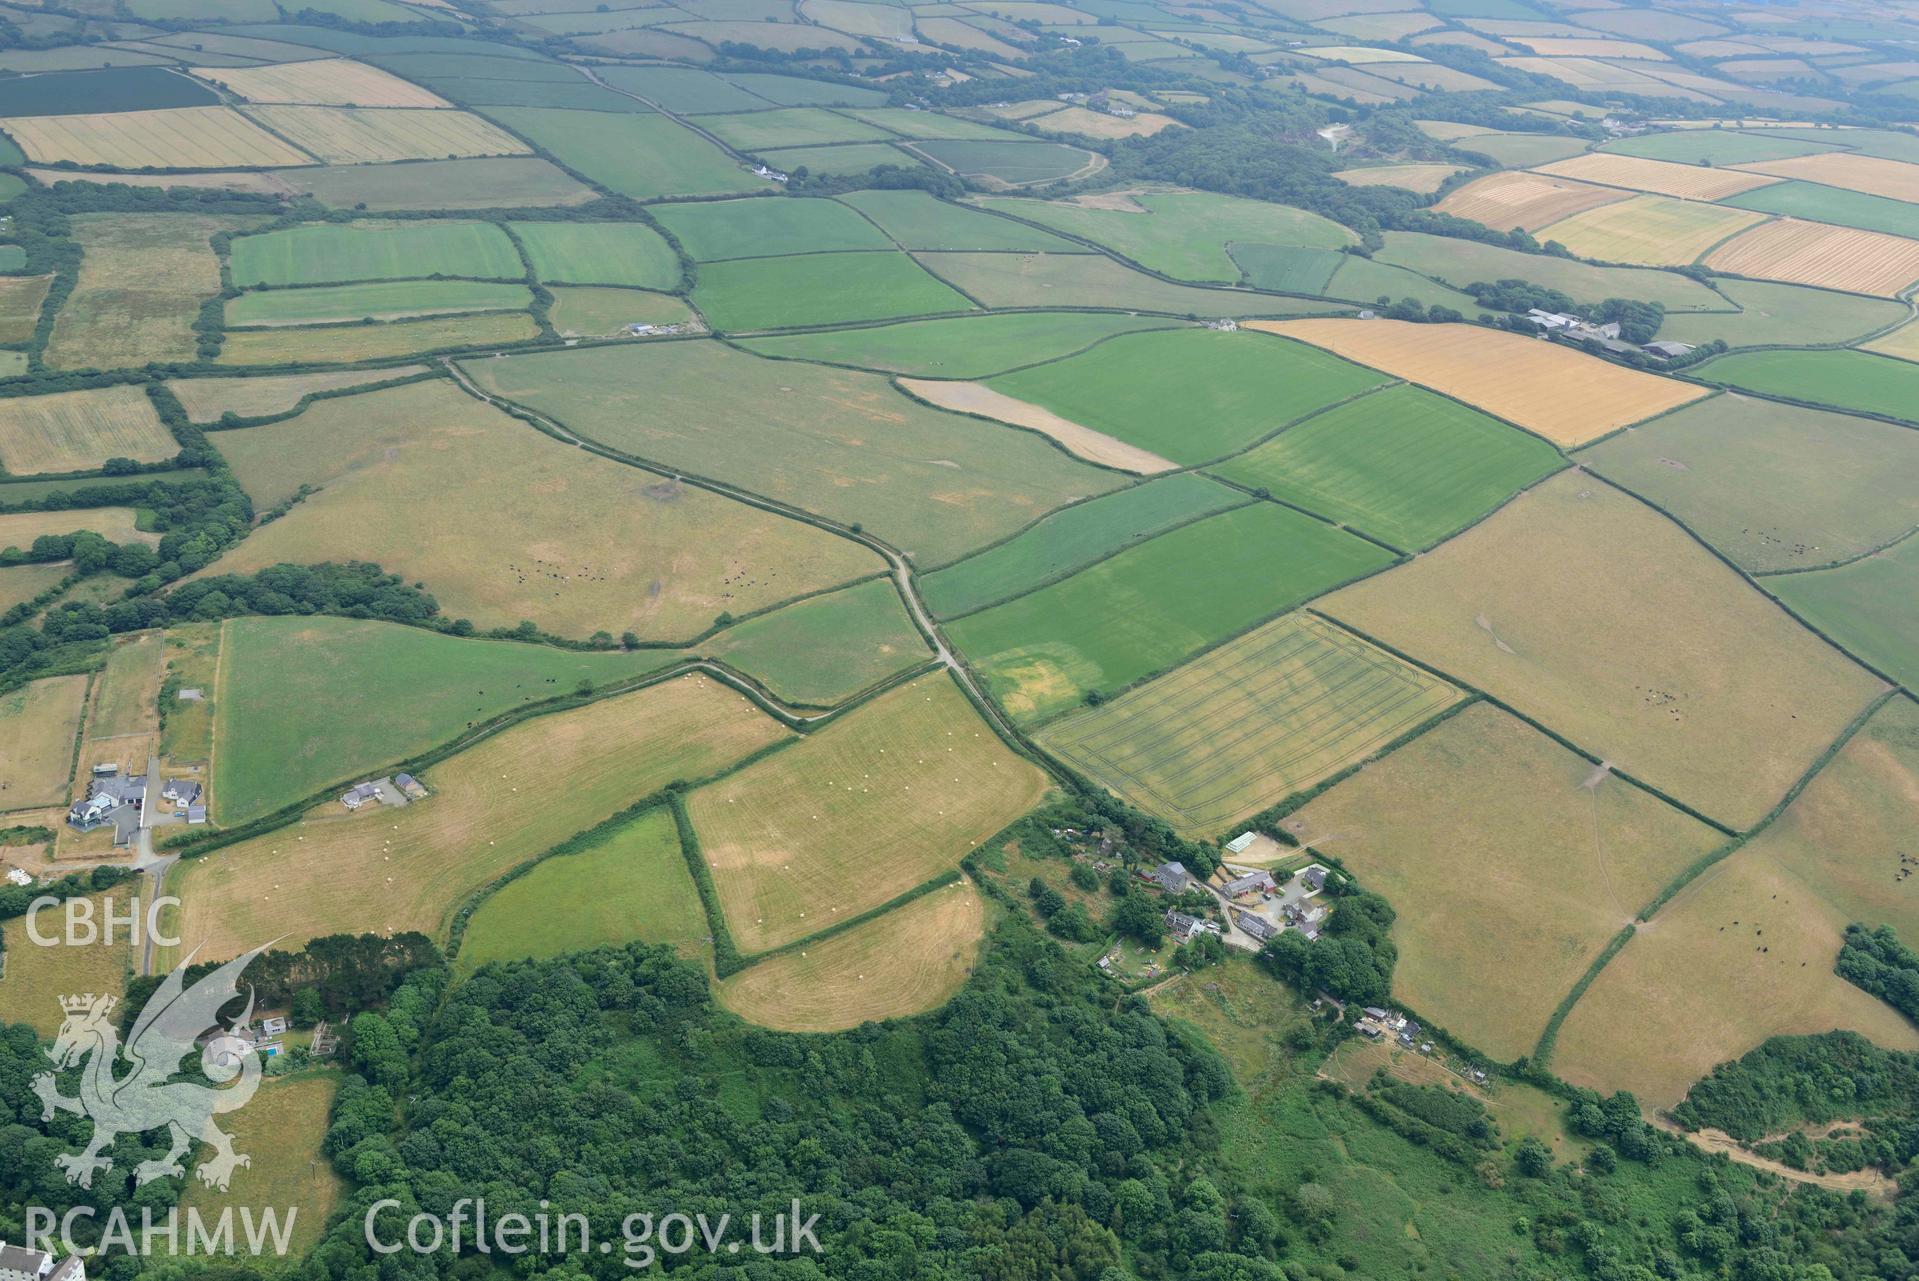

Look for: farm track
[1650,1118,1898,1197]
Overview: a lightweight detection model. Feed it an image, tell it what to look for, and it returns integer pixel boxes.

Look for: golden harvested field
[215,313,539,365]
[1321,471,1884,830]
[1536,152,1782,200]
[1288,703,1726,1063]
[0,675,87,811]
[0,106,312,168]
[1514,36,1668,57]
[1532,195,1767,267]
[1705,219,1919,298]
[0,274,50,344]
[241,106,528,163]
[169,367,427,422]
[1734,151,1919,204]
[1033,106,1184,139]
[689,674,1047,953]
[1253,319,1705,445]
[898,378,1177,474]
[180,1074,343,1259]
[1331,163,1468,193]
[716,879,986,1030]
[0,384,176,477]
[210,380,880,641]
[1554,849,1919,1109]
[164,675,787,964]
[191,59,451,108]
[47,213,263,372]
[0,507,157,549]
[0,889,132,1036]
[1432,171,1629,233]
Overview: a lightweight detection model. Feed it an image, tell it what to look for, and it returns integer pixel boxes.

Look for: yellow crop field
[1288,703,1725,1063]
[1705,219,1919,297]
[1535,152,1782,200]
[1554,849,1919,1109]
[241,106,528,164]
[169,368,427,422]
[164,675,787,964]
[0,675,87,810]
[688,674,1047,953]
[191,59,451,108]
[0,106,312,168]
[0,384,176,477]
[1532,194,1767,266]
[1253,319,1706,445]
[898,378,1177,474]
[1432,170,1629,233]
[1320,471,1885,830]
[1734,151,1919,204]
[1513,36,1669,58]
[717,880,986,1030]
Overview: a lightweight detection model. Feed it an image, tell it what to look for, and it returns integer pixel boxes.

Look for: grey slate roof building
[0,1242,83,1281]
[1145,861,1193,894]
[1234,910,1279,941]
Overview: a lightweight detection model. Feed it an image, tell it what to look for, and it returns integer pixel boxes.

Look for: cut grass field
[1532,195,1767,267]
[1213,384,1565,550]
[458,806,710,970]
[470,107,756,199]
[1321,471,1884,830]
[898,378,1177,474]
[950,502,1396,725]
[210,380,878,642]
[650,196,893,260]
[547,287,693,337]
[1041,612,1462,836]
[47,213,263,373]
[1289,702,1725,1064]
[984,328,1389,466]
[463,339,1118,566]
[169,368,425,422]
[0,274,50,344]
[0,384,176,477]
[1703,218,1919,297]
[0,507,157,550]
[1553,845,1919,1110]
[241,105,528,162]
[705,577,929,706]
[0,562,67,614]
[1722,179,1919,240]
[913,251,1326,318]
[920,474,1245,620]
[1432,171,1629,234]
[1331,163,1467,193]
[1255,319,1706,447]
[971,190,1355,283]
[0,105,311,167]
[690,251,975,331]
[226,280,531,327]
[215,312,540,364]
[1653,277,1904,350]
[88,630,163,740]
[1600,129,1834,166]
[1694,348,1919,422]
[738,311,1180,378]
[1581,393,1919,573]
[1534,151,1784,200]
[192,57,449,107]
[0,674,86,810]
[0,888,130,1036]
[212,616,689,824]
[509,220,679,288]
[1770,537,1919,691]
[166,674,786,963]
[228,220,522,288]
[179,1074,343,1259]
[1373,231,1725,311]
[1732,151,1919,205]
[716,879,985,1030]
[688,674,1043,952]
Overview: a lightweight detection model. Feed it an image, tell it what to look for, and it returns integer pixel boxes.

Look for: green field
[458,806,710,969]
[547,286,693,337]
[908,139,1097,185]
[915,251,1336,317]
[1451,131,1589,167]
[228,220,522,288]
[650,196,893,260]
[707,577,929,705]
[1582,392,1919,573]
[463,340,1118,565]
[723,72,886,107]
[179,1074,344,1259]
[213,616,686,824]
[1722,179,1919,239]
[836,189,1083,252]
[591,64,773,112]
[757,142,921,177]
[976,191,1355,283]
[1213,385,1565,551]
[1230,244,1477,309]
[1372,231,1726,311]
[1653,277,1905,350]
[1692,348,1919,422]
[1601,129,1837,165]
[701,107,894,150]
[285,157,597,211]
[226,280,531,327]
[843,108,1036,141]
[691,251,975,330]
[948,502,1397,724]
[216,313,540,365]
[986,328,1389,465]
[511,220,679,288]
[1039,611,1463,835]
[921,473,1246,619]
[1770,535,1919,689]
[481,107,757,199]
[740,311,1181,378]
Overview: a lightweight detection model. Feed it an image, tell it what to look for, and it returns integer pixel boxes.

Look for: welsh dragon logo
[32,945,272,1192]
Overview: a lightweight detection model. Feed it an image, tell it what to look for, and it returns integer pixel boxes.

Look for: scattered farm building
[1164,909,1220,942]
[1234,909,1279,942]
[1143,860,1194,893]
[1220,869,1278,898]
[66,769,145,847]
